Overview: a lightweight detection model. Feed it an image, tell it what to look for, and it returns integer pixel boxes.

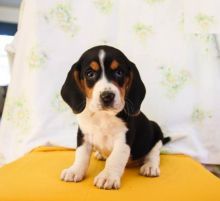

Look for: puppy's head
[61,45,146,116]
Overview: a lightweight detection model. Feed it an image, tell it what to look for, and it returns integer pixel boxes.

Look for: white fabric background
[0,0,220,166]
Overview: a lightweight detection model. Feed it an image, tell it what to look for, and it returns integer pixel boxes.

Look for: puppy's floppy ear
[125,61,146,116]
[61,62,86,114]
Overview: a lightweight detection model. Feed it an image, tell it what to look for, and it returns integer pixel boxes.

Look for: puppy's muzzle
[100,91,115,107]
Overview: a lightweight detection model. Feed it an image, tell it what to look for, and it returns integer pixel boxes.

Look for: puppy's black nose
[100,91,115,106]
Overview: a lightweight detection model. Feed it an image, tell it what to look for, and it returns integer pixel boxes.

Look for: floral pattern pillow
[0,0,220,176]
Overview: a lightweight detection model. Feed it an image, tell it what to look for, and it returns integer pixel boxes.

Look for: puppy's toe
[140,164,160,177]
[94,171,120,190]
[61,167,85,182]
[94,151,105,161]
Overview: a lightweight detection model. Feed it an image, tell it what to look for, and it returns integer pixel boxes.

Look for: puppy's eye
[85,69,96,79]
[114,69,124,78]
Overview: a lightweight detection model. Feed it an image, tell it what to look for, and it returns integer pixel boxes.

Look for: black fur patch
[77,128,84,147]
[117,110,167,160]
[61,45,169,160]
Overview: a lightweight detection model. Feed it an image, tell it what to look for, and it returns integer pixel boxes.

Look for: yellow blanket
[0,147,219,201]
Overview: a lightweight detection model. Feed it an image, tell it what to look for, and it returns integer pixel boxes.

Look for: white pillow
[0,0,220,165]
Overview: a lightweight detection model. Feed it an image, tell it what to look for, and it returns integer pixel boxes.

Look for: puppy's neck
[78,108,117,120]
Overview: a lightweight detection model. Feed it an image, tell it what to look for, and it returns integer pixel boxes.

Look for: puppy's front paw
[94,170,120,190]
[61,166,85,182]
[140,163,160,177]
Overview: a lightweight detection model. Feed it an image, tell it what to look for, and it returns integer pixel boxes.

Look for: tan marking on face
[90,61,100,71]
[110,60,119,70]
[121,77,130,100]
[73,70,84,92]
[73,69,93,99]
[112,76,130,101]
[83,79,93,99]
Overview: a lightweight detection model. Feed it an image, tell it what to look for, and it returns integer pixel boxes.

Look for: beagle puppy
[60,45,170,190]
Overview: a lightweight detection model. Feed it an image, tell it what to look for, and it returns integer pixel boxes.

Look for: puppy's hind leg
[140,140,162,177]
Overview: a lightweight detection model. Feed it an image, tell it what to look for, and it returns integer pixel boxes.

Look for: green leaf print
[144,0,165,4]
[193,34,214,53]
[194,33,214,43]
[4,96,31,138]
[51,92,69,113]
[93,0,113,14]
[133,23,153,42]
[195,13,215,32]
[45,1,79,37]
[28,45,47,70]
[192,107,212,123]
[160,66,190,98]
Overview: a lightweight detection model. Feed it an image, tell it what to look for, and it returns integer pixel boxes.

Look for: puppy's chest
[77,111,128,156]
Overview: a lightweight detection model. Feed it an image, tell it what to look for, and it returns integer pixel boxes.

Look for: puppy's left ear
[125,61,146,116]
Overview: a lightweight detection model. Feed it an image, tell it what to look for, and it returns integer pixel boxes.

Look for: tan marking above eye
[110,60,119,70]
[90,61,100,71]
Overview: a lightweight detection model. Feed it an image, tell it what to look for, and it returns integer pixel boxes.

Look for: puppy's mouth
[99,101,124,113]
[100,101,115,110]
[100,105,118,111]
[87,90,124,113]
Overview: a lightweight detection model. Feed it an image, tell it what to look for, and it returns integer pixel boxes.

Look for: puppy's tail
[152,121,172,145]
[162,133,186,145]
[162,137,171,145]
[152,121,185,145]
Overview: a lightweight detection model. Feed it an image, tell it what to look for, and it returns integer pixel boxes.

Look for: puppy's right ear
[61,62,86,114]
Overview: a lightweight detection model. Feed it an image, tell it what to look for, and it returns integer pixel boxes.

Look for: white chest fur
[76,109,128,158]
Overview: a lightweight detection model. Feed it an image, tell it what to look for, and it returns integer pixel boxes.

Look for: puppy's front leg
[94,141,130,190]
[61,142,92,182]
